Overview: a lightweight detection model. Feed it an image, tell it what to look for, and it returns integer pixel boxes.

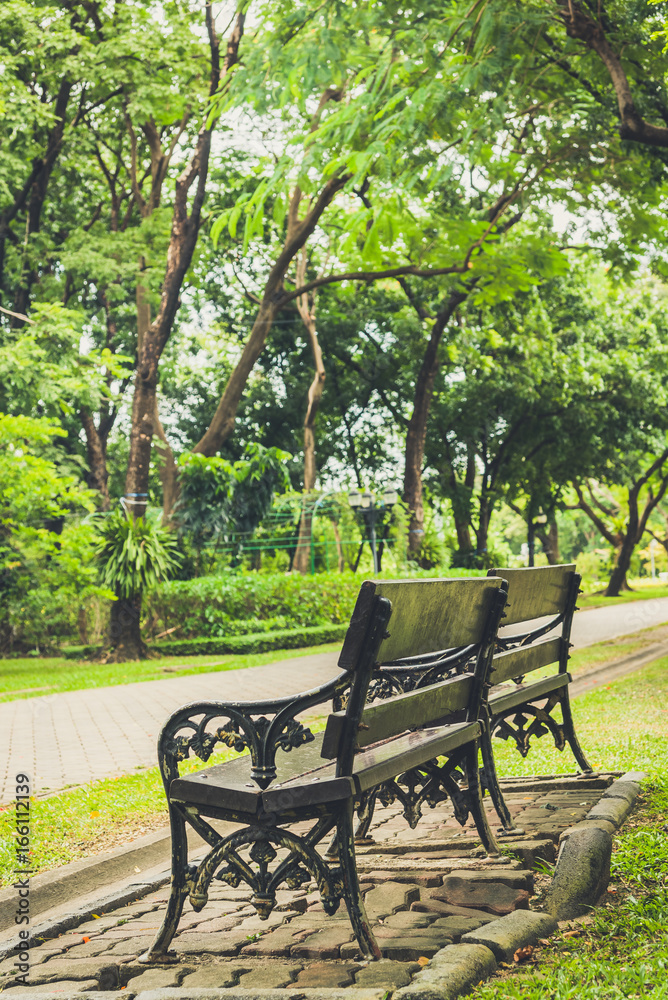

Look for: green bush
[143,566,486,642]
[143,570,362,639]
[154,624,349,655]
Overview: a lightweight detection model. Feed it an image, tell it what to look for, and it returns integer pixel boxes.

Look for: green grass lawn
[0,641,340,702]
[579,581,668,609]
[471,757,668,1000]
[470,656,668,998]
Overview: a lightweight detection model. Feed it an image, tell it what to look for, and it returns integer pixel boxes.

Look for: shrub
[143,566,486,641]
[143,570,362,639]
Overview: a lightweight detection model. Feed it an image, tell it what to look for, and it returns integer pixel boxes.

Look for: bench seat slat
[349,720,480,794]
[170,721,480,815]
[170,738,332,812]
[489,672,571,715]
[265,720,479,808]
[489,637,562,686]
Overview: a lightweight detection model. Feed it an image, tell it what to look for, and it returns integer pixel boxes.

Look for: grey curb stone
[602,782,639,805]
[559,819,616,838]
[460,910,557,962]
[616,770,647,786]
[393,943,497,1000]
[543,770,644,921]
[545,824,612,920]
[0,995,134,1000]
[0,874,170,963]
[585,798,634,826]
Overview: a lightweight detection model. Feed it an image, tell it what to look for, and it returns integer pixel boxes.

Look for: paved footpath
[2,598,668,806]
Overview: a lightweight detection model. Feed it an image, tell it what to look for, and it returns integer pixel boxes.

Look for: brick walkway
[0,773,616,997]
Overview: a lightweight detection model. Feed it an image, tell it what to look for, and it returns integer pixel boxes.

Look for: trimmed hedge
[63,623,348,660]
[143,567,486,641]
[144,571,362,639]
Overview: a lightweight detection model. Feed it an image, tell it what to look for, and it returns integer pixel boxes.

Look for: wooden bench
[142,575,508,963]
[353,564,592,840]
[480,563,592,831]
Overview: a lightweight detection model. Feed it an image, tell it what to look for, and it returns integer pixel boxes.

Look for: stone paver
[0,774,624,996]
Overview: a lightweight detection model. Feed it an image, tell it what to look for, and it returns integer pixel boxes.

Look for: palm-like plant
[96,510,181,659]
[97,510,181,598]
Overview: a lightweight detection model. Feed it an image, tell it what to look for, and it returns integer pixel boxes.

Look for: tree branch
[574,482,619,545]
[558,1,668,147]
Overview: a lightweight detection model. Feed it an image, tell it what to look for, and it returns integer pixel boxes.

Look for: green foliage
[144,565,486,641]
[145,569,361,639]
[0,413,102,651]
[174,453,237,553]
[65,624,348,659]
[0,305,131,420]
[95,511,181,600]
[174,443,292,567]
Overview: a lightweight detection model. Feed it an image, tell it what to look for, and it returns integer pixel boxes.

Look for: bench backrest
[323,576,508,769]
[486,564,580,685]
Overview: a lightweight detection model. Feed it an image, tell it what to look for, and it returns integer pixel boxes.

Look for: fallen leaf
[563,930,580,938]
[513,945,534,964]
[417,956,430,967]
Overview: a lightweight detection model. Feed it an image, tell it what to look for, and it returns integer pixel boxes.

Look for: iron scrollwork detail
[491,693,566,757]
[160,687,338,792]
[356,757,472,839]
[190,820,345,921]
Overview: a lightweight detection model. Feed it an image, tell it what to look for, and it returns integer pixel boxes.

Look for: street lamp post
[348,487,399,574]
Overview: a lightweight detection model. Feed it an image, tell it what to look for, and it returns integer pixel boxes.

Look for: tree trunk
[106,9,245,661]
[137,279,179,519]
[293,260,326,574]
[105,591,146,661]
[332,519,345,572]
[77,605,89,645]
[449,448,475,561]
[476,492,493,562]
[404,289,468,555]
[12,79,72,320]
[153,400,179,520]
[605,549,633,596]
[605,488,640,596]
[193,172,347,457]
[81,409,111,510]
[537,518,560,565]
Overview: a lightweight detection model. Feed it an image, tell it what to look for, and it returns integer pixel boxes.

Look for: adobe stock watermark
[12,772,32,986]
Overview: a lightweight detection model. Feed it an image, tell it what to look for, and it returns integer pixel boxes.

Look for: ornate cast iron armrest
[157,669,352,792]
